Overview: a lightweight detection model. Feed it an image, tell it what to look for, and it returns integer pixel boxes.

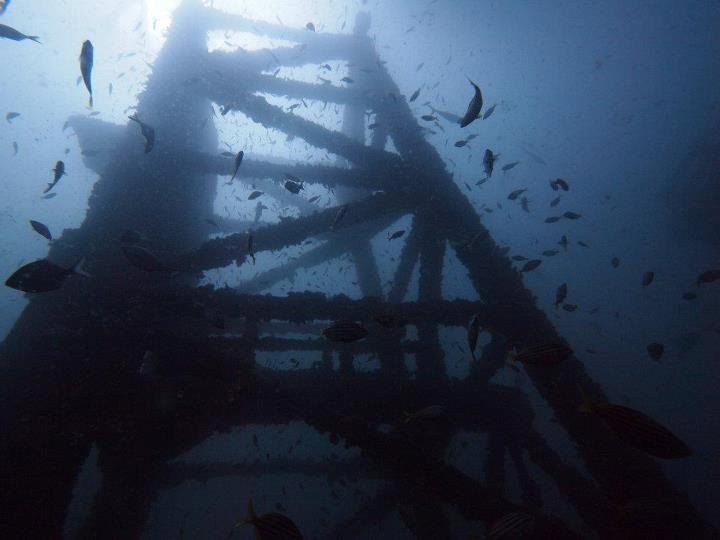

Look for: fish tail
[28,36,41,44]
[577,385,593,413]
[88,95,93,109]
[71,257,92,278]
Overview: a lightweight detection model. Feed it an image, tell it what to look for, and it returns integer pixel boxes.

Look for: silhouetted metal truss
[0,1,712,538]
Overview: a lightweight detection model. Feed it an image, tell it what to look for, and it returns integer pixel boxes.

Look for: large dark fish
[578,388,691,459]
[507,188,526,200]
[509,343,572,366]
[284,180,303,194]
[521,259,542,272]
[0,23,39,43]
[235,499,303,540]
[5,258,90,293]
[128,114,155,153]
[122,245,175,272]
[501,161,520,171]
[460,78,483,127]
[483,149,498,178]
[696,269,720,285]
[43,161,65,194]
[80,40,94,107]
[230,150,244,181]
[29,220,51,240]
[248,190,263,200]
[388,230,405,240]
[642,271,654,287]
[321,320,368,343]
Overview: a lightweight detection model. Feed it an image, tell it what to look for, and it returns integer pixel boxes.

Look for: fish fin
[28,36,41,44]
[71,257,92,278]
[577,385,593,413]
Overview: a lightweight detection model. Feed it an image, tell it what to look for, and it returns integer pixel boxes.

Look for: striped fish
[578,388,691,459]
[488,512,535,539]
[321,320,368,343]
[509,343,572,366]
[235,499,303,539]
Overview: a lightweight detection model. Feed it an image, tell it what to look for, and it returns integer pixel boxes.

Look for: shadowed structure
[0,2,713,538]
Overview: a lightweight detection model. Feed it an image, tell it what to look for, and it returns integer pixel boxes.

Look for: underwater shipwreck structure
[0,2,714,538]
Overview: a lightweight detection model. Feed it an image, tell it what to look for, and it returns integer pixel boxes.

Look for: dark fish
[306,22,315,31]
[235,499,303,540]
[579,389,691,459]
[331,205,347,230]
[29,220,51,240]
[554,283,567,308]
[512,255,528,261]
[421,114,437,121]
[0,23,39,43]
[562,303,578,312]
[454,140,468,148]
[284,180,303,194]
[308,195,320,203]
[642,271,654,287]
[558,235,569,251]
[341,76,354,83]
[43,161,65,194]
[5,258,90,293]
[647,342,664,360]
[416,62,424,71]
[367,122,381,130]
[544,216,561,223]
[520,196,530,213]
[321,320,368,342]
[128,114,155,153]
[483,149,498,178]
[372,313,407,329]
[466,134,478,141]
[80,40,94,107]
[460,78,483,128]
[696,269,720,285]
[6,111,19,123]
[482,103,497,120]
[554,178,569,191]
[409,88,421,102]
[220,151,234,157]
[563,211,581,220]
[507,188,526,200]
[12,141,18,155]
[388,230,405,240]
[611,257,620,268]
[543,249,559,256]
[509,343,572,366]
[230,150,244,181]
[108,82,113,96]
[122,245,175,272]
[248,234,255,265]
[120,230,144,244]
[682,292,697,300]
[521,259,542,272]
[40,193,57,200]
[467,314,481,360]
[248,190,263,200]
[578,240,589,247]
[550,196,561,207]
[501,161,519,171]
[488,512,535,539]
[429,106,462,124]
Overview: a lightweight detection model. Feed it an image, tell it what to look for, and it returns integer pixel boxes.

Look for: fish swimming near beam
[460,78,483,127]
[80,40,94,107]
